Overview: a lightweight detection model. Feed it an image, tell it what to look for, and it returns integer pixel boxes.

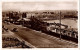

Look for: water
[44,19,78,29]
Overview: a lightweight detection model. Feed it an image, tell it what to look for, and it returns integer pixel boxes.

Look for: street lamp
[59,11,61,40]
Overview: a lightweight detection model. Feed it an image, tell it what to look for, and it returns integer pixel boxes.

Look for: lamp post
[59,11,61,40]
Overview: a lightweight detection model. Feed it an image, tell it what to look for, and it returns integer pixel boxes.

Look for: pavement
[2,29,35,48]
[2,22,78,48]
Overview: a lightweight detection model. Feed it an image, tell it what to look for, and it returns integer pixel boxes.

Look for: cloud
[2,1,77,11]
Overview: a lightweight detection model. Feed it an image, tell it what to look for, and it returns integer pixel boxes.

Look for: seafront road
[2,22,78,48]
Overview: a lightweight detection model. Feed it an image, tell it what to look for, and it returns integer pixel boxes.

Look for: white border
[0,1,2,50]
[0,0,79,50]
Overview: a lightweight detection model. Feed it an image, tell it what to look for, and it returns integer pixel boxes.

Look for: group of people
[2,37,30,48]
[55,28,78,38]
[2,37,19,41]
[2,25,8,32]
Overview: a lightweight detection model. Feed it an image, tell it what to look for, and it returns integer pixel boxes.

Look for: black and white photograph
[2,0,78,48]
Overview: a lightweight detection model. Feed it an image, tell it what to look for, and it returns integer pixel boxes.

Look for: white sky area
[2,0,78,12]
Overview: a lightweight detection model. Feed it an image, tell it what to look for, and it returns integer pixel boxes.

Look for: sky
[2,0,78,12]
